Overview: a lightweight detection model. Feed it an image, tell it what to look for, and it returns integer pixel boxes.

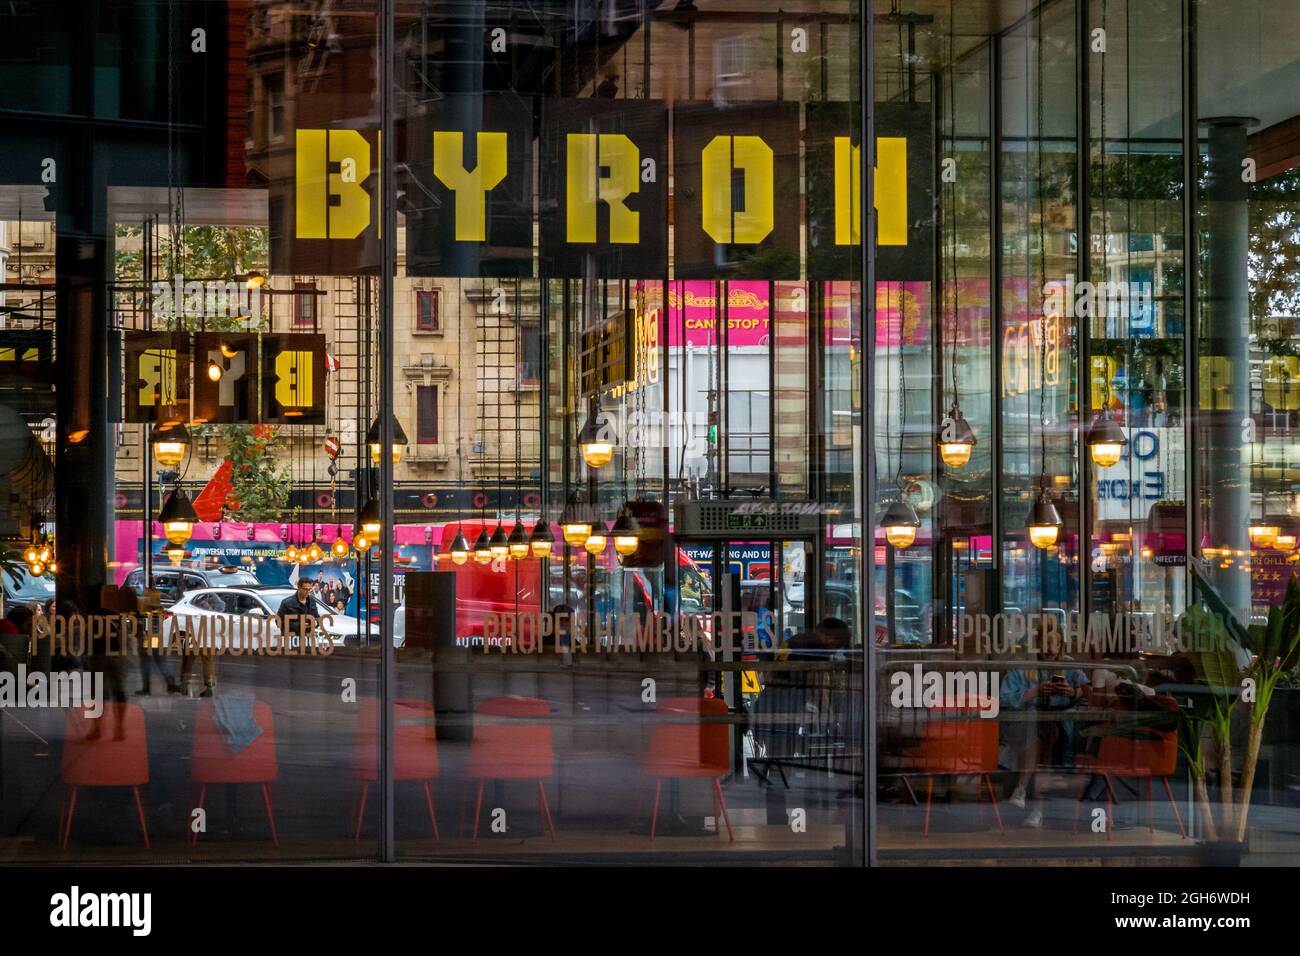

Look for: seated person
[999,628,1089,828]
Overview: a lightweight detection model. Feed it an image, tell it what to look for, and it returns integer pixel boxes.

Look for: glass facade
[0,0,1298,868]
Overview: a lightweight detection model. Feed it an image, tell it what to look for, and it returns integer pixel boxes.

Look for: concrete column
[1200,117,1256,622]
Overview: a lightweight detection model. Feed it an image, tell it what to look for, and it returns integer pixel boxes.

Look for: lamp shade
[489,523,509,559]
[473,529,492,564]
[360,495,383,536]
[577,403,616,469]
[151,422,191,468]
[1249,522,1280,549]
[529,520,555,559]
[449,529,471,565]
[1085,412,1127,468]
[559,496,593,548]
[936,409,977,469]
[367,414,409,466]
[158,487,198,545]
[507,521,529,559]
[880,498,920,550]
[1027,493,1064,549]
[611,508,641,556]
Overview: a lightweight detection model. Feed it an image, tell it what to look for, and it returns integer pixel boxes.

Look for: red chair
[1072,694,1186,840]
[900,703,1003,837]
[643,696,733,841]
[191,698,279,847]
[465,696,554,844]
[60,703,150,849]
[353,698,440,843]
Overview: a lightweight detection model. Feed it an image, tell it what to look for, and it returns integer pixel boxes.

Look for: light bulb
[331,537,349,558]
[584,532,608,555]
[207,359,223,382]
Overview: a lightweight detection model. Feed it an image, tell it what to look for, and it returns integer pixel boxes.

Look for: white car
[165,586,379,649]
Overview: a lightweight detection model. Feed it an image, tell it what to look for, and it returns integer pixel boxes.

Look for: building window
[263,73,285,141]
[416,385,438,444]
[293,282,317,327]
[416,289,440,332]
[517,323,540,387]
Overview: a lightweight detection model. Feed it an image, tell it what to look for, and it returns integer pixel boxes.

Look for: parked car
[3,567,56,610]
[122,565,261,607]
[164,585,379,648]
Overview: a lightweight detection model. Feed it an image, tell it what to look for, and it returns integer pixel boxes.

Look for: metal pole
[1077,0,1093,630]
[859,0,876,869]
[378,0,397,863]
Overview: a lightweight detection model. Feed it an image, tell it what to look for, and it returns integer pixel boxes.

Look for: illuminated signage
[124,331,326,425]
[1001,315,1061,398]
[276,99,929,280]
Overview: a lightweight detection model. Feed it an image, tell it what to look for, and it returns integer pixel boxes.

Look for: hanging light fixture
[1026,82,1061,555]
[151,421,191,469]
[584,523,608,555]
[880,498,920,550]
[1085,409,1127,468]
[331,532,350,558]
[286,542,300,562]
[1027,490,1064,550]
[352,522,370,553]
[367,414,409,466]
[611,506,641,557]
[206,358,224,382]
[560,496,593,548]
[1249,521,1280,550]
[936,404,977,469]
[165,543,186,564]
[359,495,382,537]
[489,523,509,560]
[529,520,554,559]
[307,539,323,562]
[158,486,198,546]
[507,521,529,560]
[1274,532,1297,553]
[449,528,471,565]
[577,399,615,469]
[936,65,976,473]
[472,528,492,564]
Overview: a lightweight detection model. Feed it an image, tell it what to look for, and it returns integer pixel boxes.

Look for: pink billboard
[666,280,771,347]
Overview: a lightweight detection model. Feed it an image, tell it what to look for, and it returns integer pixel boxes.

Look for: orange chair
[353,698,440,843]
[465,696,554,844]
[900,703,1003,837]
[1072,694,1186,840]
[191,698,279,846]
[60,703,151,849]
[643,696,733,841]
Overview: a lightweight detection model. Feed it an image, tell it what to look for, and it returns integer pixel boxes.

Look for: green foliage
[220,426,293,522]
